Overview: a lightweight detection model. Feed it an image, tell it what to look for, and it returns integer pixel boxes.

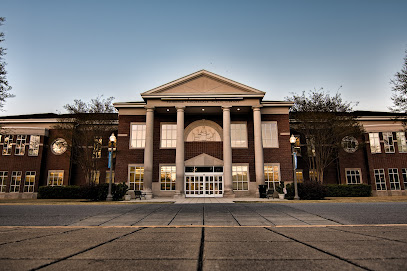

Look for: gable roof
[141,70,265,99]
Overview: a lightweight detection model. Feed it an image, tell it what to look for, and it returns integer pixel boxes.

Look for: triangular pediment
[141,70,265,98]
[185,153,223,166]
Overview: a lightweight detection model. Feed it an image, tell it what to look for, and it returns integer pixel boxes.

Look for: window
[402,169,407,189]
[10,171,22,192]
[15,135,27,155]
[24,171,36,192]
[383,132,395,153]
[0,171,7,192]
[90,170,100,184]
[262,122,278,148]
[264,164,280,190]
[396,132,407,153]
[293,135,301,156]
[129,166,144,190]
[231,123,247,148]
[130,123,146,148]
[374,169,386,191]
[28,135,40,156]
[369,133,381,153]
[346,169,362,184]
[2,135,13,155]
[342,136,359,153]
[296,169,304,183]
[232,165,249,190]
[106,171,115,183]
[161,124,177,148]
[93,136,102,158]
[160,166,176,190]
[47,171,64,186]
[309,169,317,181]
[388,168,401,190]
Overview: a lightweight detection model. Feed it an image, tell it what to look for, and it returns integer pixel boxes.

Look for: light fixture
[166,108,170,112]
[109,133,117,143]
[289,134,296,144]
[202,108,205,111]
[237,108,241,111]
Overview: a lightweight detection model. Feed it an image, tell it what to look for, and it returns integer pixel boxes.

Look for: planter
[278,194,285,200]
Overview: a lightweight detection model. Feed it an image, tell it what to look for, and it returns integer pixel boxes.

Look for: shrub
[38,186,82,199]
[112,182,128,201]
[285,183,295,200]
[298,180,327,200]
[275,181,285,194]
[325,184,372,197]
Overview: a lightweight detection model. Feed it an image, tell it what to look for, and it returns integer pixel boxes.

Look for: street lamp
[106,133,117,201]
[290,134,300,200]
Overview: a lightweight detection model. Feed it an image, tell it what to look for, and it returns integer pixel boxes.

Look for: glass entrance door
[185,174,223,197]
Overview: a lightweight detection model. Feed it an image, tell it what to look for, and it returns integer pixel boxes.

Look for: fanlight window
[186,126,221,142]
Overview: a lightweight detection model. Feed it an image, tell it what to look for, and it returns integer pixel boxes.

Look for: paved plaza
[0,202,406,270]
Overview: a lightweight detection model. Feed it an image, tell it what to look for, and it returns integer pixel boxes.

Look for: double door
[185,174,223,197]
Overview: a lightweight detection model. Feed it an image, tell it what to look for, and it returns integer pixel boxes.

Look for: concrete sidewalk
[128,197,285,204]
[0,225,406,271]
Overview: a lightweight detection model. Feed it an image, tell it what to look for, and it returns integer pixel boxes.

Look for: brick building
[0,70,406,198]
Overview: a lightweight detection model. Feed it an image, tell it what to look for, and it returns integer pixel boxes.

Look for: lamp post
[106,133,116,201]
[290,134,300,200]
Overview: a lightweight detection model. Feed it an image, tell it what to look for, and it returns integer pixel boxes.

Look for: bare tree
[287,90,363,183]
[390,49,407,128]
[0,17,13,110]
[56,96,117,184]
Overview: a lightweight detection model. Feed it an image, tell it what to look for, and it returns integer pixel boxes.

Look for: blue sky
[1,0,407,116]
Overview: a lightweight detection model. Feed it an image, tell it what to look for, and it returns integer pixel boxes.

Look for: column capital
[252,105,263,111]
[176,106,185,111]
[222,106,232,111]
[144,106,155,111]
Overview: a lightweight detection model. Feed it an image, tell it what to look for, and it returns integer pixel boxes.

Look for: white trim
[160,122,177,149]
[345,168,362,184]
[262,121,279,148]
[231,121,248,148]
[128,164,144,191]
[232,163,250,191]
[129,122,146,149]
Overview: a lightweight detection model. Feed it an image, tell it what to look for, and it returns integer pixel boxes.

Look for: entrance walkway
[128,197,284,204]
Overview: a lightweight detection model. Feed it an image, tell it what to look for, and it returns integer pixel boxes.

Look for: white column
[143,106,154,199]
[174,106,185,198]
[253,106,265,195]
[222,106,234,197]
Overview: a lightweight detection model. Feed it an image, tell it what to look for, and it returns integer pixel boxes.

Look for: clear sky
[1,0,406,116]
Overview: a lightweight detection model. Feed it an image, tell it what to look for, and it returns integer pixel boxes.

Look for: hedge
[38,183,129,201]
[325,184,372,197]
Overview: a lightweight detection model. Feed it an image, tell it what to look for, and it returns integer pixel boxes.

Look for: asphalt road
[0,202,406,271]
[1,202,407,226]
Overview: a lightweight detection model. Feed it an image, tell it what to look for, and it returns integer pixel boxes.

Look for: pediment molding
[141,70,265,98]
[185,153,224,166]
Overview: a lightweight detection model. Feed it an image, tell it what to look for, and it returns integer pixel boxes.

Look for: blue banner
[108,151,112,169]
[294,152,297,169]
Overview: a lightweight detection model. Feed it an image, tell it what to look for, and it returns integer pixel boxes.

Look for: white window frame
[10,171,22,192]
[106,170,115,183]
[93,136,102,159]
[0,171,7,193]
[369,133,381,154]
[264,163,280,190]
[388,168,401,190]
[262,121,279,148]
[231,122,248,148]
[160,123,177,149]
[130,123,146,149]
[160,165,176,190]
[232,164,249,191]
[24,171,36,192]
[383,132,395,153]
[402,168,407,190]
[28,135,40,156]
[47,170,64,186]
[90,170,100,184]
[396,132,407,153]
[15,135,27,156]
[374,169,387,191]
[345,168,362,184]
[2,135,13,156]
[128,164,144,191]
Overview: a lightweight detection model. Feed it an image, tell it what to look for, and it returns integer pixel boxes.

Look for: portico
[114,70,293,198]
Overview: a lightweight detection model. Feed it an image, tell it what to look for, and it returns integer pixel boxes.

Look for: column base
[143,190,153,200]
[223,190,235,198]
[173,191,185,199]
